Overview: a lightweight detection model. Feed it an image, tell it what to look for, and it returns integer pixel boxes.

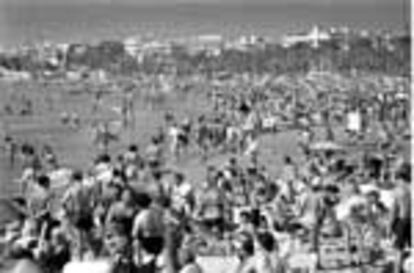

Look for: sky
[0,0,407,6]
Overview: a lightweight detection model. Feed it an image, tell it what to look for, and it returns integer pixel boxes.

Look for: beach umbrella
[309,141,344,152]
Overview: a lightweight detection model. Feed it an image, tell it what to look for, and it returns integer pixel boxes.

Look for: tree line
[0,35,410,77]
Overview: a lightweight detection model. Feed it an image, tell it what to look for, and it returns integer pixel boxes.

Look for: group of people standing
[0,73,411,273]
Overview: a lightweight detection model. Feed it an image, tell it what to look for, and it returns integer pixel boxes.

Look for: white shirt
[169,127,181,140]
[347,111,361,132]
[48,168,72,189]
[171,182,193,208]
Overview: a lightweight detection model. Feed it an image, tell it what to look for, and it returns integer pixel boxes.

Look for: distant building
[238,35,265,46]
[329,26,351,51]
[196,34,223,44]
[186,34,224,56]
[123,36,142,57]
[281,25,331,48]
[142,41,172,55]
[68,43,89,56]
[226,35,267,51]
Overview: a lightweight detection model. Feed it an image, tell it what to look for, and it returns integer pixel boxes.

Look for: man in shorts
[132,193,165,267]
[61,171,94,260]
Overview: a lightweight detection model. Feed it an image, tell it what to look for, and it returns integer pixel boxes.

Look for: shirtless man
[389,167,411,273]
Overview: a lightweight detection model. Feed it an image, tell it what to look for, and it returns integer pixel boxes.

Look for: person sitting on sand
[231,232,256,273]
[36,225,71,273]
[178,247,203,273]
[9,243,44,273]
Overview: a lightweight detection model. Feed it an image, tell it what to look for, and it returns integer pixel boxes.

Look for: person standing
[61,171,94,260]
[4,136,17,168]
[389,168,411,273]
[146,137,164,172]
[297,185,325,252]
[132,192,165,269]
[106,188,138,236]
[27,175,53,230]
[195,170,227,235]
[170,172,195,216]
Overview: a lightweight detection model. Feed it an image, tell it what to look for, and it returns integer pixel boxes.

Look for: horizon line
[1,1,406,8]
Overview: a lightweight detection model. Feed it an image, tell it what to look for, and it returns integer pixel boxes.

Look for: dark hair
[396,163,410,183]
[247,167,257,174]
[112,169,126,183]
[128,145,138,152]
[174,172,184,182]
[113,168,123,177]
[215,171,224,179]
[151,137,159,144]
[367,190,380,199]
[239,211,251,220]
[312,185,323,192]
[21,143,33,154]
[72,171,83,182]
[325,184,339,194]
[241,237,254,256]
[221,180,232,192]
[135,192,152,208]
[268,183,278,194]
[9,247,34,260]
[37,175,50,188]
[97,154,111,164]
[257,232,276,252]
[284,156,292,164]
[153,171,163,181]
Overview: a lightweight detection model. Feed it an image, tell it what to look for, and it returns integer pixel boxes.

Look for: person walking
[61,171,94,260]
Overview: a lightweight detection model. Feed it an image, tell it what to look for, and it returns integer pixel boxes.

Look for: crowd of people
[0,72,411,273]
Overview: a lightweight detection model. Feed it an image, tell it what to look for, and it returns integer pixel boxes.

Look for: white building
[123,36,142,57]
[281,25,331,48]
[186,34,224,56]
[238,35,265,47]
[225,35,266,52]
[196,34,223,45]
[142,41,172,55]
